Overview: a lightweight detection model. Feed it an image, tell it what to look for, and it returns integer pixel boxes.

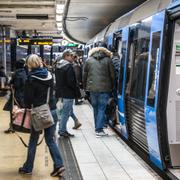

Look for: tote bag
[12,105,31,133]
[31,88,54,131]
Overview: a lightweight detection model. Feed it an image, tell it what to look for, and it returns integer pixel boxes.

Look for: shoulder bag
[31,87,54,131]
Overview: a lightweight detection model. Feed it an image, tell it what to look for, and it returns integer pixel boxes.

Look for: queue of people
[1,44,120,177]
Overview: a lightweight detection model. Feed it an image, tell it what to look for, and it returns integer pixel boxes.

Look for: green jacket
[83,47,115,92]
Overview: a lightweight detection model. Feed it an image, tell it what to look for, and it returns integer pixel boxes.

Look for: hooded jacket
[24,68,53,108]
[83,47,115,92]
[55,59,80,98]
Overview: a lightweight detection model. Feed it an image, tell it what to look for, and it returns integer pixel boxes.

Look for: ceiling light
[56,9,63,14]
[56,15,62,21]
[57,23,62,27]
[57,27,62,31]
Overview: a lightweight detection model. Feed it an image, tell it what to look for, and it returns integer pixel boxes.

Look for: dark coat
[24,71,53,108]
[83,47,115,93]
[3,68,27,111]
[11,68,27,107]
[55,59,81,99]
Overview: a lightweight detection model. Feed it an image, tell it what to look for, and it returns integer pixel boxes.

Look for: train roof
[87,0,174,45]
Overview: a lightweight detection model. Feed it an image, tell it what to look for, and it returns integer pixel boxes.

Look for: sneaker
[18,167,32,175]
[4,128,15,134]
[59,131,74,137]
[50,166,65,177]
[95,131,108,138]
[72,122,82,129]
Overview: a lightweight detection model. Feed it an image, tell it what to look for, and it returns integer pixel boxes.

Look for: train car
[86,0,180,178]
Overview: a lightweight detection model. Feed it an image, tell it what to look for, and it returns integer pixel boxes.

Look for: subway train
[85,0,180,178]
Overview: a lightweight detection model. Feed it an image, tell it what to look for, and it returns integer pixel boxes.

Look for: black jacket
[55,59,80,99]
[11,68,27,107]
[24,71,53,108]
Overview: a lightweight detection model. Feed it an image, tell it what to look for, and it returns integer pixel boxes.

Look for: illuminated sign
[18,38,53,45]
[18,38,30,45]
[31,39,53,45]
[67,43,78,47]
[0,38,11,44]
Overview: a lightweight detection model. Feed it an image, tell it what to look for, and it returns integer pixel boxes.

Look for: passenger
[72,53,83,105]
[3,59,27,134]
[0,66,8,89]
[19,54,65,177]
[55,49,81,137]
[83,47,115,137]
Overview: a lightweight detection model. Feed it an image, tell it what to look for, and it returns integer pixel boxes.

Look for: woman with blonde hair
[19,54,65,177]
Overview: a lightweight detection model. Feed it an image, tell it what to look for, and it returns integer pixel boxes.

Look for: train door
[124,20,151,153]
[145,11,166,170]
[117,27,129,139]
[166,19,180,167]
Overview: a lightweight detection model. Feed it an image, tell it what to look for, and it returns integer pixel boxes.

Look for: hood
[29,68,52,86]
[88,47,112,60]
[56,59,70,69]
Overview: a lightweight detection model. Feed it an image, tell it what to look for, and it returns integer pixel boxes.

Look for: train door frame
[165,6,180,168]
[145,11,167,170]
[117,27,129,139]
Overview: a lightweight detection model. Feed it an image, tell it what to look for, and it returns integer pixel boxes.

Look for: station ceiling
[64,0,147,43]
[0,0,146,42]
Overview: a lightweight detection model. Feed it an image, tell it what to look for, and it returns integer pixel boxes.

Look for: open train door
[117,27,129,139]
[145,11,166,170]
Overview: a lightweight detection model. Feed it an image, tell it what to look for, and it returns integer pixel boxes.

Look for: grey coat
[83,47,115,93]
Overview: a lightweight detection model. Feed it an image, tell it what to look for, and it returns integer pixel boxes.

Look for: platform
[0,97,161,180]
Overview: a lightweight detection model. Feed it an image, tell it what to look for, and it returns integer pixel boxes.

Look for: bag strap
[14,132,44,148]
[46,87,50,104]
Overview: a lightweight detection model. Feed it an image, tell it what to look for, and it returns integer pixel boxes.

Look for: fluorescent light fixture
[57,23,62,27]
[57,4,65,10]
[57,27,62,31]
[56,9,63,14]
[56,4,65,14]
[56,15,62,21]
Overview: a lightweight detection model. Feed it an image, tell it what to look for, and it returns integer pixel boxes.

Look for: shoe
[59,131,74,137]
[96,131,108,138]
[4,128,15,134]
[18,167,32,175]
[75,101,83,105]
[50,166,65,177]
[72,122,82,129]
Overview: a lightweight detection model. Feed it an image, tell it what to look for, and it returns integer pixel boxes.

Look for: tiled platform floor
[68,101,162,180]
[0,97,161,180]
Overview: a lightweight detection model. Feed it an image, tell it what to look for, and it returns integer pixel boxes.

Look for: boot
[72,121,82,129]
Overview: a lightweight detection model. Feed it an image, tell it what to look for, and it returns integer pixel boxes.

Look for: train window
[125,21,151,102]
[147,31,161,106]
[118,41,126,95]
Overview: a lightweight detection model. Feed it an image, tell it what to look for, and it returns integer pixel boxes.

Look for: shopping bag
[12,105,31,133]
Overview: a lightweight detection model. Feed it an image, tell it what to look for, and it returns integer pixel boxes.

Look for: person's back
[83,47,115,93]
[55,59,79,99]
[12,59,27,107]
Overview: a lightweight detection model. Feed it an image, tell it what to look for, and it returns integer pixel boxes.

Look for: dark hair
[98,41,107,48]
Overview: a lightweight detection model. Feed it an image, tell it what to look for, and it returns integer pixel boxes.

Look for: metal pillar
[27,44,31,55]
[40,45,44,61]
[10,38,16,71]
[2,27,6,73]
[50,45,53,65]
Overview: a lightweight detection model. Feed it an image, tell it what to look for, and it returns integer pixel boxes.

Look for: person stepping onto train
[83,47,115,137]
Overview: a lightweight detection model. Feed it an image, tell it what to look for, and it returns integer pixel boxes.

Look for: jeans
[22,120,63,172]
[59,98,77,134]
[90,92,110,132]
